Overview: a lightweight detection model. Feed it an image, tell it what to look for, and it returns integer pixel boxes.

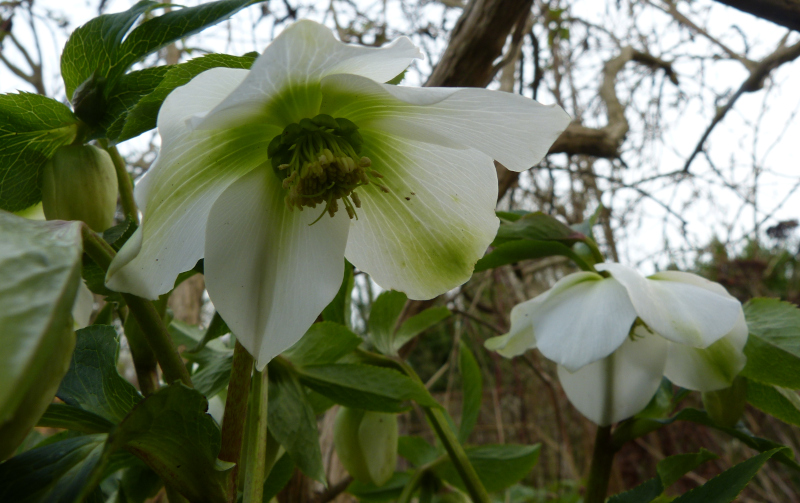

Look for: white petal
[597,263,742,348]
[71,281,94,329]
[485,301,538,358]
[198,20,422,130]
[319,73,571,172]
[204,167,350,370]
[664,312,748,392]
[343,131,498,300]
[557,330,669,426]
[515,272,638,372]
[106,71,280,299]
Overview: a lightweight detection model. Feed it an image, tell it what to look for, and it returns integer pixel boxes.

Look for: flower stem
[122,309,159,395]
[81,226,192,386]
[397,360,491,503]
[585,425,615,503]
[219,340,254,501]
[242,365,270,503]
[396,465,427,503]
[98,140,139,225]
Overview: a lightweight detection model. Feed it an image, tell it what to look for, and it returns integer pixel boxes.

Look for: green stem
[585,425,615,503]
[396,466,427,503]
[81,226,191,386]
[584,238,606,265]
[99,140,139,225]
[397,360,491,503]
[219,341,254,501]
[242,365,270,503]
[122,310,160,396]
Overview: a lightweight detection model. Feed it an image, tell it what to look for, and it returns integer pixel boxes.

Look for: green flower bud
[42,144,119,231]
[333,407,398,487]
[0,324,75,460]
[702,376,747,428]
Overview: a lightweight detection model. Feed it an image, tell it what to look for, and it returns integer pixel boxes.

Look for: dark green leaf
[111,53,255,143]
[493,211,585,246]
[391,307,451,356]
[102,217,135,247]
[322,260,354,327]
[0,93,80,211]
[746,379,800,426]
[115,384,233,503]
[434,444,541,493]
[268,360,325,483]
[37,403,114,434]
[170,319,229,366]
[111,0,258,83]
[475,239,591,272]
[398,436,439,467]
[262,454,295,502]
[57,325,142,423]
[347,471,413,502]
[369,290,407,355]
[283,322,362,367]
[0,433,112,503]
[672,448,786,503]
[297,363,440,412]
[118,459,163,503]
[192,350,234,399]
[189,311,231,353]
[100,66,170,134]
[0,214,82,459]
[741,298,800,389]
[458,342,482,443]
[60,1,157,100]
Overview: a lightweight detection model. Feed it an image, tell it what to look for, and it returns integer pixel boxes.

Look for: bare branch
[714,0,800,33]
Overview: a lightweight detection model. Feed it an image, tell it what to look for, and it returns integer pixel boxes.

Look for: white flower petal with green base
[204,167,350,370]
[501,272,637,372]
[484,302,538,358]
[106,69,281,299]
[597,263,741,348]
[319,74,571,172]
[557,329,669,426]
[664,312,748,392]
[343,130,499,299]
[197,20,422,131]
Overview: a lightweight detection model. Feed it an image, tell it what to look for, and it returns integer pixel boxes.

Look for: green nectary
[333,406,398,487]
[42,144,119,232]
[268,114,386,221]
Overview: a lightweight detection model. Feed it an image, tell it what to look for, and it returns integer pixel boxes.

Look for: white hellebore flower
[105,20,570,369]
[486,263,748,426]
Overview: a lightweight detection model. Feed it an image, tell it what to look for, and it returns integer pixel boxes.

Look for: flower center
[268,114,386,221]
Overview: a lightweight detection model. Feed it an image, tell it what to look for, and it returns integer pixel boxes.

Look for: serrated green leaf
[110,53,255,142]
[746,379,800,426]
[369,290,407,355]
[37,403,114,434]
[474,239,591,272]
[296,363,439,412]
[0,433,112,503]
[192,350,234,399]
[110,0,257,84]
[267,360,325,484]
[0,213,82,459]
[115,384,233,503]
[61,1,157,100]
[100,65,170,134]
[0,94,80,211]
[283,322,362,367]
[391,306,451,356]
[434,444,540,494]
[672,448,786,503]
[458,342,482,444]
[57,325,143,424]
[741,298,800,389]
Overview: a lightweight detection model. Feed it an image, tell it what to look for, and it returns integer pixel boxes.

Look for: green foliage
[57,326,143,423]
[398,436,440,467]
[671,448,787,503]
[37,403,114,434]
[322,260,355,327]
[261,454,295,502]
[347,472,414,502]
[608,449,718,503]
[0,93,80,211]
[283,322,362,367]
[741,298,800,389]
[296,363,440,412]
[458,342,482,443]
[746,379,800,427]
[0,213,83,459]
[369,290,408,354]
[434,444,541,494]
